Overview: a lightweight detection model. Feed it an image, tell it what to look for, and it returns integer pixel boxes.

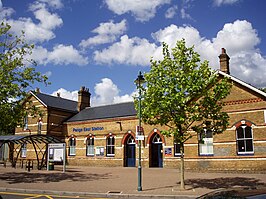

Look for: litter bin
[48,162,54,170]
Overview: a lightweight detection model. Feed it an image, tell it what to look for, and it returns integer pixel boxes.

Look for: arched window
[86,136,94,156]
[236,124,254,155]
[106,135,115,157]
[69,136,76,156]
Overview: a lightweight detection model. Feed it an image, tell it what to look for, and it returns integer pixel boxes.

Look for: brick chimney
[78,86,91,111]
[219,48,230,74]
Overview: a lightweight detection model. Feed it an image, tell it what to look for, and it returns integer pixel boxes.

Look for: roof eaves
[218,71,266,98]
[29,91,48,108]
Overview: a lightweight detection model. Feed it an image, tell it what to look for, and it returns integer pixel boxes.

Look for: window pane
[246,140,253,152]
[69,138,76,146]
[107,146,115,156]
[237,127,244,139]
[107,137,114,145]
[206,130,213,138]
[69,146,76,155]
[237,140,245,152]
[87,145,94,155]
[174,143,181,155]
[245,126,252,138]
[87,138,94,145]
[199,138,213,155]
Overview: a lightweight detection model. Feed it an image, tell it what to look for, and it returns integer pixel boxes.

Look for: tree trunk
[180,143,185,190]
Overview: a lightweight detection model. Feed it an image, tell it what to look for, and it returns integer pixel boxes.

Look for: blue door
[125,135,136,167]
[126,144,136,167]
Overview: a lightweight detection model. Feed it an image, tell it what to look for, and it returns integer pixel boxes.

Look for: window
[69,137,76,156]
[37,118,42,135]
[199,129,213,156]
[106,135,115,157]
[174,142,182,156]
[21,143,27,158]
[23,114,28,130]
[86,137,94,156]
[236,124,253,155]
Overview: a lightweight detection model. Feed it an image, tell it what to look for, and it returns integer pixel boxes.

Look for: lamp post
[135,71,145,192]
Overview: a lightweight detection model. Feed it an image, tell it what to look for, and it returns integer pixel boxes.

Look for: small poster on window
[164,147,172,157]
[96,147,104,156]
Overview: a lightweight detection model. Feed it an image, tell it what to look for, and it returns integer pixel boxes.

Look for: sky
[1,0,266,106]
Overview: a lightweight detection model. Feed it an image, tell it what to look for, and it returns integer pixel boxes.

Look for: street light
[135,71,145,192]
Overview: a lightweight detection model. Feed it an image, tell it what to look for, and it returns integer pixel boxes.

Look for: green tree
[0,22,48,135]
[136,39,231,189]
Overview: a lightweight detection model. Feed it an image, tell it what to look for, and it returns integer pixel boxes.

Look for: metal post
[138,83,142,192]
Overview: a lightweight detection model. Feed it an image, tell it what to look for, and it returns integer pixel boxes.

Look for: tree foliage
[136,39,232,189]
[0,22,48,135]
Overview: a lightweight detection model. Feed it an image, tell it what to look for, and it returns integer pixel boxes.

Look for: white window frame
[106,136,115,157]
[86,137,94,156]
[174,142,181,157]
[236,124,254,155]
[69,137,76,156]
[199,129,213,156]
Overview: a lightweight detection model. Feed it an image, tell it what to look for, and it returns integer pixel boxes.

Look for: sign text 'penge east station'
[73,126,104,133]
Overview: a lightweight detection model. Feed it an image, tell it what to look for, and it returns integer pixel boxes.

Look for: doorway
[150,133,163,167]
[124,135,136,167]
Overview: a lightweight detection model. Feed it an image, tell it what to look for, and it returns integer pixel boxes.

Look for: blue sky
[1,0,266,106]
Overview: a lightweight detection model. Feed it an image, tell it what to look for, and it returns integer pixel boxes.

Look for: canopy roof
[0,134,63,146]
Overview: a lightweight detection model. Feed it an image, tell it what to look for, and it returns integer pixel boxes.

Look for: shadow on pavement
[0,171,114,184]
[185,177,265,189]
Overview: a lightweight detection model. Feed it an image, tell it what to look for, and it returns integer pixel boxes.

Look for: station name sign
[73,126,104,133]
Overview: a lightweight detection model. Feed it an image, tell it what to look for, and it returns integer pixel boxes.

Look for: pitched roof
[67,102,136,122]
[31,91,78,113]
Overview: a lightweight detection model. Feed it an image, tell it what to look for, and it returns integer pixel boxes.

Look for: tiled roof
[67,102,136,122]
[32,92,78,113]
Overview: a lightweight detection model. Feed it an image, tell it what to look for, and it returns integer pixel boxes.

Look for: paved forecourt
[0,165,265,198]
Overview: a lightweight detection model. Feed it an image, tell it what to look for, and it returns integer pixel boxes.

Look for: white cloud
[51,78,134,106]
[213,0,240,7]
[32,45,88,66]
[151,20,266,88]
[94,20,266,88]
[180,8,192,20]
[2,0,63,43]
[37,0,63,9]
[91,78,133,106]
[94,35,158,66]
[52,88,78,101]
[79,19,127,48]
[213,20,260,55]
[0,0,14,19]
[104,0,171,22]
[165,5,178,19]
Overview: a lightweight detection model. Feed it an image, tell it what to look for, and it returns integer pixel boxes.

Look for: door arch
[123,134,136,167]
[149,132,163,168]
